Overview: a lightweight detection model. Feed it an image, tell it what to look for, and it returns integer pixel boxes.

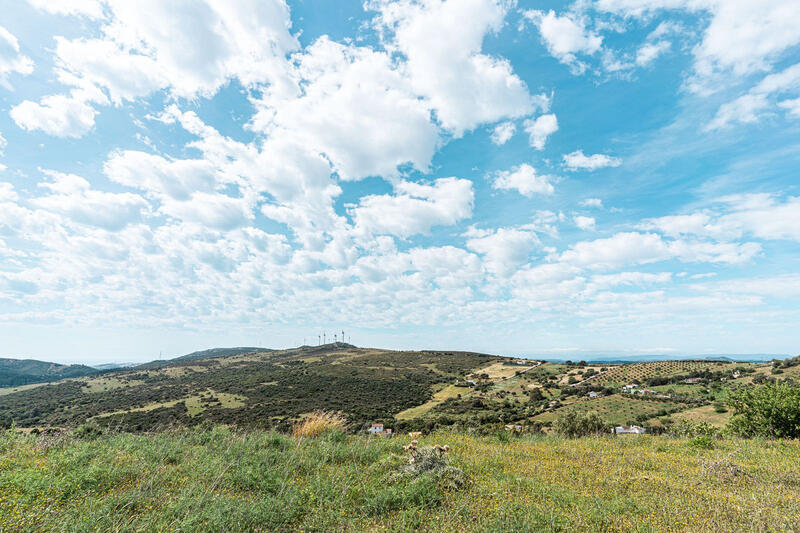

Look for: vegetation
[728,382,800,438]
[292,410,348,438]
[553,410,606,437]
[1,427,799,532]
[0,358,98,387]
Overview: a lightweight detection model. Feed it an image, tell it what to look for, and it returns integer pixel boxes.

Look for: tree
[553,410,607,438]
[728,383,800,438]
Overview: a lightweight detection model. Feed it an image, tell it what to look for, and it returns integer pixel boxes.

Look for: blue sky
[0,0,799,364]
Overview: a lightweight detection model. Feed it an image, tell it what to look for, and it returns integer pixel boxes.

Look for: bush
[553,410,607,438]
[395,441,467,491]
[728,383,800,438]
[668,419,718,438]
[292,410,347,438]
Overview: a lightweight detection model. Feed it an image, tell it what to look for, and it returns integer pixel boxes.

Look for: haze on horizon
[0,0,799,365]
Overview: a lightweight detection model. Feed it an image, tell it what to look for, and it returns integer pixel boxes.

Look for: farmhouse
[368,423,393,437]
[588,391,601,398]
[614,425,646,435]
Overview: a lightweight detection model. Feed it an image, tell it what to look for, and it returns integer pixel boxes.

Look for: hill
[0,345,496,431]
[0,346,795,434]
[1,427,798,532]
[0,358,98,387]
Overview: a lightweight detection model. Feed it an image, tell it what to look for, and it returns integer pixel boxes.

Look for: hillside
[0,358,98,388]
[0,345,496,431]
[1,427,798,532]
[0,346,795,434]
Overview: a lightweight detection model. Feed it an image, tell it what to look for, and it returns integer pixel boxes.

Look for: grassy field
[1,427,798,532]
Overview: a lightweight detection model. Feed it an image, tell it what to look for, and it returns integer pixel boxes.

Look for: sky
[0,0,799,365]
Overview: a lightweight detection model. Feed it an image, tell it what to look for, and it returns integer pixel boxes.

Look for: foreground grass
[1,428,799,532]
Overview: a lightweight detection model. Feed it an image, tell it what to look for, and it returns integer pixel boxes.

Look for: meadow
[1,426,799,532]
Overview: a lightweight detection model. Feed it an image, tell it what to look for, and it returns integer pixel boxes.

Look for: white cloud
[465,227,540,276]
[574,216,596,230]
[561,232,759,269]
[10,95,97,138]
[18,0,299,138]
[26,0,105,18]
[349,177,474,238]
[580,198,604,209]
[563,150,622,170]
[778,97,800,117]
[369,0,537,135]
[597,0,800,92]
[0,132,6,156]
[0,25,34,88]
[707,62,800,130]
[636,40,670,66]
[490,121,516,145]
[33,170,149,231]
[491,164,555,197]
[254,37,438,181]
[525,10,602,73]
[641,195,800,243]
[524,114,558,150]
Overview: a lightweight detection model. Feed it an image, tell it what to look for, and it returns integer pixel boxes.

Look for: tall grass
[291,410,348,438]
[0,426,799,532]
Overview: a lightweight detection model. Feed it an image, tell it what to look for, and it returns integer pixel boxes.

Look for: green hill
[0,347,794,434]
[0,358,98,387]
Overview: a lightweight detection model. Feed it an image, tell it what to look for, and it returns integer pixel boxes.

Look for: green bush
[553,410,607,438]
[728,383,800,438]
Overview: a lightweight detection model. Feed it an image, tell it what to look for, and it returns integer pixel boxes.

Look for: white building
[614,425,646,435]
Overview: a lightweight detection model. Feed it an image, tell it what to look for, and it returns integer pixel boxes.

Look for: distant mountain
[91,363,137,371]
[540,354,787,364]
[134,347,272,369]
[0,358,99,387]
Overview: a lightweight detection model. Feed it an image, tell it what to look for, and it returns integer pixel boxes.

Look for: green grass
[539,394,686,426]
[1,427,799,532]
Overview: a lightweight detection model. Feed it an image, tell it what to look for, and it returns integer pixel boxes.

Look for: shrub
[395,441,467,491]
[553,410,607,438]
[668,419,718,438]
[688,434,715,449]
[291,410,347,438]
[728,383,800,438]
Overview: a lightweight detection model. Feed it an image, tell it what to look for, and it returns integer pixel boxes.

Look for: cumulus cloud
[524,10,602,73]
[0,25,34,88]
[490,121,516,145]
[640,194,800,243]
[580,198,604,209]
[465,227,540,276]
[369,0,537,135]
[254,37,439,181]
[349,178,474,238]
[563,150,622,171]
[33,170,149,230]
[561,232,760,269]
[491,164,555,197]
[10,95,97,138]
[574,216,596,230]
[524,114,558,150]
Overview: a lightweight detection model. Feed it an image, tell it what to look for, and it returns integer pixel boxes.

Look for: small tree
[728,383,800,438]
[553,410,607,438]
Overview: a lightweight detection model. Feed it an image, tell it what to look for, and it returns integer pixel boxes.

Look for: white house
[588,391,601,398]
[368,423,393,437]
[614,425,646,435]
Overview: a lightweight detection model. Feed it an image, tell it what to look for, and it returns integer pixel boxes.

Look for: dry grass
[292,410,348,437]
